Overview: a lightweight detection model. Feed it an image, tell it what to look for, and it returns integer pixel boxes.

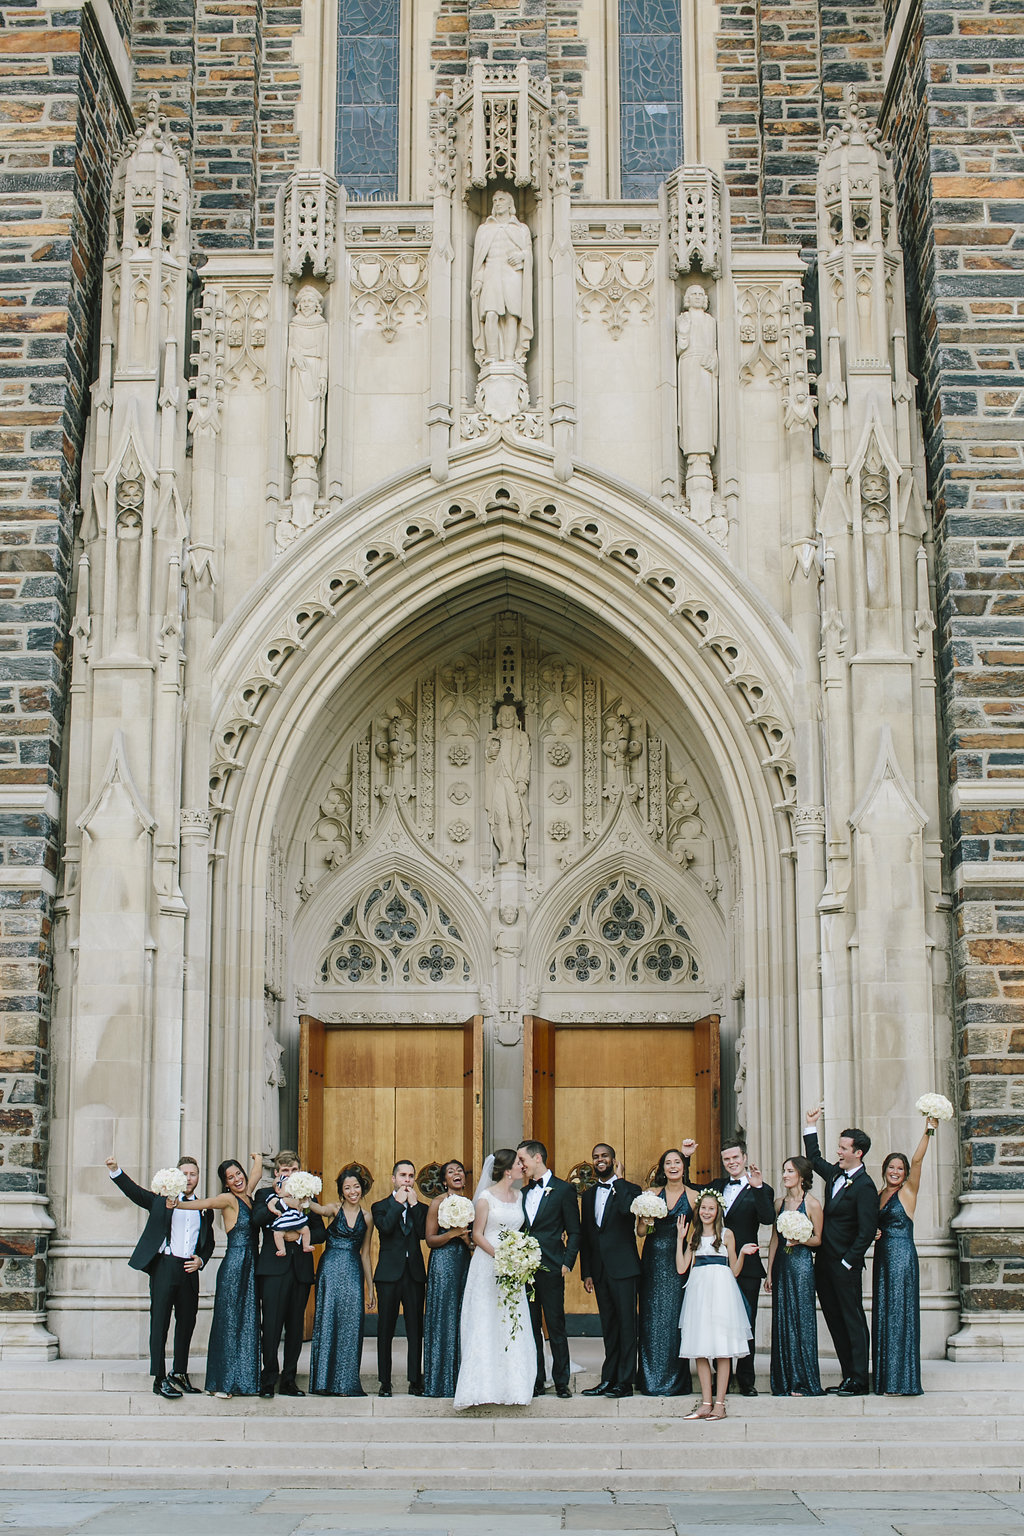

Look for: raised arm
[802,1109,834,1183]
[902,1117,937,1213]
[675,1214,694,1276]
[105,1157,156,1213]
[246,1153,263,1195]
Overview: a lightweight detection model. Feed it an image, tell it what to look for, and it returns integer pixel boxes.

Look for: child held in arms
[267,1169,323,1257]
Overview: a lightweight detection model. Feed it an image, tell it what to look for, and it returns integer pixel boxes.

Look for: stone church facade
[0,0,1020,1362]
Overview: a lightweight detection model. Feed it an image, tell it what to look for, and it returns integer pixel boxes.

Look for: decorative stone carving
[456,59,550,191]
[375,704,416,795]
[602,703,644,794]
[286,284,329,527]
[428,93,458,198]
[677,285,719,523]
[665,771,706,865]
[225,287,269,386]
[547,875,701,986]
[548,742,571,767]
[472,192,534,422]
[318,875,472,986]
[307,767,353,875]
[666,165,723,278]
[485,702,531,867]
[189,289,226,437]
[576,250,654,339]
[282,168,339,283]
[350,252,428,341]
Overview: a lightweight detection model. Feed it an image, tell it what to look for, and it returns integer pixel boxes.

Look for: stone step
[0,1465,1021,1495]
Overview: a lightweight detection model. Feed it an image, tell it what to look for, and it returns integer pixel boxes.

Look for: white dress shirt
[108,1167,200,1258]
[595,1178,616,1226]
[723,1174,748,1213]
[524,1169,551,1225]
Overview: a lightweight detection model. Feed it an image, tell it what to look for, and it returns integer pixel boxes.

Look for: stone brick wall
[0,4,127,1323]
[192,0,264,248]
[255,0,303,246]
[883,0,1024,1316]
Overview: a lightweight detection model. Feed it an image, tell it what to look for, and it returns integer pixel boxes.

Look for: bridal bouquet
[493,1229,542,1344]
[630,1190,669,1223]
[437,1193,475,1231]
[282,1170,322,1208]
[151,1168,188,1199]
[777,1209,814,1252]
[915,1092,953,1122]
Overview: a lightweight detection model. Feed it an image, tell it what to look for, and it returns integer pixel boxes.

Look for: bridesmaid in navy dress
[187,1153,263,1397]
[765,1155,823,1397]
[423,1159,474,1397]
[873,1115,938,1396]
[636,1149,694,1396]
[309,1163,375,1396]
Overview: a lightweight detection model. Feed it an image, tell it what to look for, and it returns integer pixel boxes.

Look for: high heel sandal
[709,1399,727,1420]
[684,1399,712,1420]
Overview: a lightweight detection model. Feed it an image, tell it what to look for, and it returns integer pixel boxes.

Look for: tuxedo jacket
[804,1131,878,1271]
[683,1168,775,1282]
[371,1194,427,1284]
[579,1178,642,1283]
[252,1186,326,1282]
[522,1174,581,1275]
[111,1170,215,1276]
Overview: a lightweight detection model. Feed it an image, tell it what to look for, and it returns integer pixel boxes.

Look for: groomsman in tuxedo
[517,1139,580,1400]
[253,1148,325,1398]
[579,1142,642,1398]
[372,1158,427,1397]
[803,1107,878,1395]
[681,1134,774,1395]
[105,1153,214,1399]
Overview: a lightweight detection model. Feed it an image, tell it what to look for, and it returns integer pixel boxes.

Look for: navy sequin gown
[770,1199,823,1397]
[637,1189,692,1395]
[872,1193,922,1395]
[204,1197,260,1396]
[423,1235,471,1397]
[309,1209,368,1396]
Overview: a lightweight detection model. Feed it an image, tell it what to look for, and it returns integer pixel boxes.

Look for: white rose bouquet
[915,1092,953,1122]
[282,1170,322,1208]
[777,1209,814,1252]
[151,1168,188,1199]
[493,1229,542,1344]
[630,1190,669,1223]
[437,1193,475,1231]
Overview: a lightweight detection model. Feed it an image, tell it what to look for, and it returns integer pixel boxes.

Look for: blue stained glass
[618,0,683,198]
[336,0,400,197]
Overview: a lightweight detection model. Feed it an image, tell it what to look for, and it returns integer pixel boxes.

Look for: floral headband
[697,1187,726,1210]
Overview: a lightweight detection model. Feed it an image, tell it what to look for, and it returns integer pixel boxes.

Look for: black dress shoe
[408,1383,424,1396]
[608,1385,633,1398]
[153,1376,182,1400]
[824,1381,847,1395]
[259,1387,275,1399]
[278,1383,305,1397]
[737,1384,758,1397]
[167,1372,200,1395]
[556,1386,572,1399]
[532,1385,548,1397]
[378,1385,392,1398]
[581,1383,611,1397]
[837,1381,868,1396]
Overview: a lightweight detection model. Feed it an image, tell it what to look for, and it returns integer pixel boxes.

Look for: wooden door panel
[693,1015,721,1185]
[395,1085,463,1174]
[464,1016,483,1186]
[556,1084,622,1317]
[555,1027,624,1088]
[298,1016,325,1178]
[323,1085,395,1198]
[524,1015,555,1148]
[324,1026,396,1087]
[394,1026,462,1087]
[624,1085,696,1188]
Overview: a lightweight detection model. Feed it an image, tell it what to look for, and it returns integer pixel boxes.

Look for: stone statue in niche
[471,191,533,422]
[114,507,143,649]
[262,1020,286,1157]
[484,702,531,866]
[676,284,719,520]
[286,284,329,527]
[375,704,415,795]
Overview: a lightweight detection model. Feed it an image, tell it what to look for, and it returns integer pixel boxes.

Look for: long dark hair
[651,1148,685,1188]
[785,1155,814,1192]
[217,1158,244,1192]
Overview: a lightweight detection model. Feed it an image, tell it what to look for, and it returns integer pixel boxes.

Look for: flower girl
[675,1189,758,1420]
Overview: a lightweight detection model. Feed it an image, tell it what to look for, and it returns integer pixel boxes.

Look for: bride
[453,1148,536,1408]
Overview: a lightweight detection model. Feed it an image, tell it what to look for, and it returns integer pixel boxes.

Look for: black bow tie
[726,1179,742,1187]
[526,1179,540,1190]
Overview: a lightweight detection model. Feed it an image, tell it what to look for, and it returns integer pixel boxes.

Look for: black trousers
[148,1255,199,1378]
[815,1253,869,1384]
[530,1268,569,1392]
[258,1269,310,1389]
[376,1271,425,1390]
[592,1267,638,1390]
[735,1272,762,1389]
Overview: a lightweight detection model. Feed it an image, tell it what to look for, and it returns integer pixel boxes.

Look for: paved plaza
[3,1488,1024,1536]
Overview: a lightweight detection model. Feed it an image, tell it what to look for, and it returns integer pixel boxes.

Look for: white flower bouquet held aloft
[151,1168,188,1199]
[493,1229,542,1344]
[282,1171,322,1207]
[777,1209,814,1251]
[437,1194,475,1230]
[630,1190,669,1222]
[915,1092,953,1122]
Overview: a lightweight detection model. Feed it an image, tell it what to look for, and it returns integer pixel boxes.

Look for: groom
[517,1139,580,1400]
[803,1107,878,1395]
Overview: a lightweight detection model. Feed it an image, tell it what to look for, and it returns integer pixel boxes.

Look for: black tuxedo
[683,1165,774,1390]
[253,1186,326,1392]
[371,1193,428,1391]
[804,1130,878,1386]
[522,1172,581,1393]
[579,1177,641,1391]
[110,1169,214,1380]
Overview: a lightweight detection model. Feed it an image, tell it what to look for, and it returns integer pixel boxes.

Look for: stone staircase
[0,1349,1020,1494]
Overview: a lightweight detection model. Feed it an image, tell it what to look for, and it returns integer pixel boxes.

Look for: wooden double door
[299,1015,484,1209]
[524,1014,720,1315]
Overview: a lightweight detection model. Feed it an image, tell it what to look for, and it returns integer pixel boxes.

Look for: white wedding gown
[453,1186,535,1408]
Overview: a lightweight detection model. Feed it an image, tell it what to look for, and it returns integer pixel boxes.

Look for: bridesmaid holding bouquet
[636,1148,694,1396]
[765,1155,823,1397]
[872,1115,939,1396]
[423,1159,474,1397]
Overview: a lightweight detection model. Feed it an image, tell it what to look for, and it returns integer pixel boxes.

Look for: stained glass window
[619,0,683,200]
[336,0,400,201]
